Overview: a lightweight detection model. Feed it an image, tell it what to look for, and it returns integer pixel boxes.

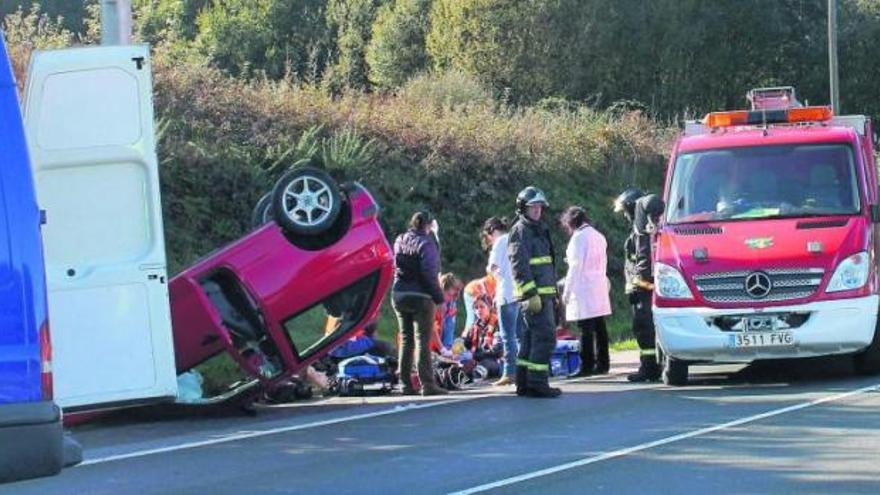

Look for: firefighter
[615,189,665,382]
[508,186,561,398]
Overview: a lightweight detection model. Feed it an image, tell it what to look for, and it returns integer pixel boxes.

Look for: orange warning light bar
[787,106,833,123]
[702,106,833,128]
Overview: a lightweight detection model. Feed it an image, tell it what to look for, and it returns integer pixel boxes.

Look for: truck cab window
[667,144,859,224]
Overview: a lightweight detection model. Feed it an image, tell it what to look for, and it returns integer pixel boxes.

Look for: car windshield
[666,144,861,224]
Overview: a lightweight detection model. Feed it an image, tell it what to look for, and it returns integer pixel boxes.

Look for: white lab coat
[562,224,612,322]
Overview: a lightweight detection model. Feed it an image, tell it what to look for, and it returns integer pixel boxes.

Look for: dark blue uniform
[508,214,558,390]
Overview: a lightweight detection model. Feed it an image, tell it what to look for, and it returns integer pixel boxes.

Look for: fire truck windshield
[666,144,860,224]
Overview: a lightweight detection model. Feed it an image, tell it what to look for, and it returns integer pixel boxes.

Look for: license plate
[731,331,794,348]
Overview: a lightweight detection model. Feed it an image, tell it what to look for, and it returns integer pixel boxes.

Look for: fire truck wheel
[659,346,688,386]
[854,322,880,375]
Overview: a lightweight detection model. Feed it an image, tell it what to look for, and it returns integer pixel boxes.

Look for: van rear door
[23,45,176,409]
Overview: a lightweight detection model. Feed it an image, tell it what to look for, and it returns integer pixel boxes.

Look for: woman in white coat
[560,206,612,376]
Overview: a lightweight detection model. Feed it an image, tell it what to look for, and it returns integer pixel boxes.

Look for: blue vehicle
[0,34,77,483]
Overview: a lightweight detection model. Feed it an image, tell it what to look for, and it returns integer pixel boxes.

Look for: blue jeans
[441,313,456,349]
[497,302,521,376]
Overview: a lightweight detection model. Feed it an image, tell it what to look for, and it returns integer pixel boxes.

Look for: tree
[427,0,581,102]
[135,0,209,45]
[195,0,331,80]
[325,0,386,91]
[366,0,431,89]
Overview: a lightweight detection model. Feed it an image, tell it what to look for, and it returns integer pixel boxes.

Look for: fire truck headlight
[827,251,870,293]
[655,262,694,299]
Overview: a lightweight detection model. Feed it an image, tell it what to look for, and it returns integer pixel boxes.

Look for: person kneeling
[461,295,503,380]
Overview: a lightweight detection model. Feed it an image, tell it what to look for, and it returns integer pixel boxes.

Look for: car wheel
[659,345,688,386]
[854,320,880,375]
[251,193,274,228]
[271,167,342,236]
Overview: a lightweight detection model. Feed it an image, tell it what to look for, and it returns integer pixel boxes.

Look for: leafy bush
[3,5,75,90]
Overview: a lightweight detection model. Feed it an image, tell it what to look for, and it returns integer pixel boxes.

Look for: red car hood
[657,215,867,277]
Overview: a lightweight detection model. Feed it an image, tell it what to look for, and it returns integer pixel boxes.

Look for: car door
[23,45,176,409]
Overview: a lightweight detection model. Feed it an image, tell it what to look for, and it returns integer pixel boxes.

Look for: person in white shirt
[483,217,520,386]
[560,206,612,376]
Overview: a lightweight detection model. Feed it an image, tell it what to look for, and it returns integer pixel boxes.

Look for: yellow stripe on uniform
[518,359,549,372]
[640,349,656,356]
[529,256,552,265]
[537,286,557,295]
[514,280,537,296]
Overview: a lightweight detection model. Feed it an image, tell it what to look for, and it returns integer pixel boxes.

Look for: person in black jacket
[392,211,448,396]
[616,191,665,382]
[508,187,561,398]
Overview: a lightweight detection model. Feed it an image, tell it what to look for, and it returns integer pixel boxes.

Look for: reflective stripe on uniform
[514,280,536,297]
[518,359,549,372]
[529,256,552,266]
[537,286,557,296]
[640,349,656,356]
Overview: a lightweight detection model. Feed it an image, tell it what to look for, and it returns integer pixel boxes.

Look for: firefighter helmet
[613,187,643,216]
[516,186,549,214]
[633,194,666,235]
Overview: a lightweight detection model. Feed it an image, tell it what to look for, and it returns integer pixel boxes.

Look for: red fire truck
[654,87,880,385]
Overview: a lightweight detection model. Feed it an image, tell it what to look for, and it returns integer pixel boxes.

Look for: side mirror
[871,204,880,223]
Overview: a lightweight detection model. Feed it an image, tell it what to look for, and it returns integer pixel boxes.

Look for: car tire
[271,167,342,236]
[251,193,274,228]
[854,321,880,375]
[659,345,688,386]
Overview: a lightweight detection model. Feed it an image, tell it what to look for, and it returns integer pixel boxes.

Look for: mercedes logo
[744,271,772,299]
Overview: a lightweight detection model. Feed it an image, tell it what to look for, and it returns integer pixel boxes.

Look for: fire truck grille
[693,268,825,304]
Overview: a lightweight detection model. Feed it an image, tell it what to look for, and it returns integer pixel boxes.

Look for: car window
[283,272,381,359]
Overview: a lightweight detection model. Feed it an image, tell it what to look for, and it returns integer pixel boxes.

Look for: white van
[23,45,177,410]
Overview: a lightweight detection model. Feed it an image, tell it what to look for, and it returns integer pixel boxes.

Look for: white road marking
[81,395,487,466]
[78,366,641,467]
[450,382,880,494]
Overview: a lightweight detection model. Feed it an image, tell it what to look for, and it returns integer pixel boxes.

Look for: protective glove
[526,294,543,314]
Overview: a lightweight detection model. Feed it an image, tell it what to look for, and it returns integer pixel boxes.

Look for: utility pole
[828,0,840,114]
[101,0,132,45]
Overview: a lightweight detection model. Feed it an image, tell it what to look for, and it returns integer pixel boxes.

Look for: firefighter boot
[515,366,528,396]
[627,355,661,383]
[526,372,562,398]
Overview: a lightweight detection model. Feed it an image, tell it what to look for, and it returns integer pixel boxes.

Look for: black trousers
[630,289,658,371]
[577,316,609,372]
[518,296,557,386]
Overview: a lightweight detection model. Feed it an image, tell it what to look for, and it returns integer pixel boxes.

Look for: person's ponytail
[409,211,434,232]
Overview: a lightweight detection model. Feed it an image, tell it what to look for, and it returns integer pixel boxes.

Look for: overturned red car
[169,167,393,400]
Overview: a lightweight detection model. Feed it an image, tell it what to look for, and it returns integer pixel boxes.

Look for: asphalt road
[4,351,879,495]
